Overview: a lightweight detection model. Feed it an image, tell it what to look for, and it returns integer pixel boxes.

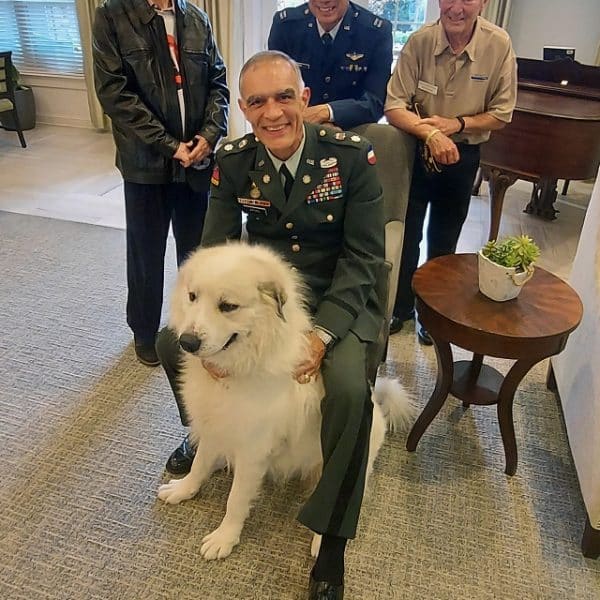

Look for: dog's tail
[373,377,416,432]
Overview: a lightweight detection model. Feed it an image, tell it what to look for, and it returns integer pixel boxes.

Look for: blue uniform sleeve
[329,21,393,128]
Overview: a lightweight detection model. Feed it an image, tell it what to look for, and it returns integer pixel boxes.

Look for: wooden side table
[406,254,582,476]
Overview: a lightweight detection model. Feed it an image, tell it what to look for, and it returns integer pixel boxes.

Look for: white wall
[508,0,600,65]
[22,74,93,129]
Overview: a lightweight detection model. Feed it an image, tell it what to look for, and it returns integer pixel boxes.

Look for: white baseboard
[37,114,94,129]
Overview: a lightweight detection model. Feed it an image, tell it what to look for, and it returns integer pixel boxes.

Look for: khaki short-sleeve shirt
[385,17,517,145]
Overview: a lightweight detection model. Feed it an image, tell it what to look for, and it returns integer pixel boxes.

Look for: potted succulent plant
[0,61,36,131]
[478,235,541,301]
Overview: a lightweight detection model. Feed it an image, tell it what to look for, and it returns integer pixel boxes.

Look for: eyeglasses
[441,0,480,6]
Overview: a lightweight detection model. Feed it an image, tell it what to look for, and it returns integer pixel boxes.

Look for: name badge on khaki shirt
[418,80,438,95]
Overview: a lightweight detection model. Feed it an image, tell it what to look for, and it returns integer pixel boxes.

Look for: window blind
[0,0,83,76]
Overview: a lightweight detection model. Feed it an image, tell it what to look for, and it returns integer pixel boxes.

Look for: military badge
[320,157,338,168]
[249,184,261,198]
[350,135,361,142]
[262,174,271,184]
[224,143,233,151]
[305,166,343,205]
[367,146,376,165]
[335,132,346,141]
[302,175,311,184]
[211,165,220,187]
[346,53,364,61]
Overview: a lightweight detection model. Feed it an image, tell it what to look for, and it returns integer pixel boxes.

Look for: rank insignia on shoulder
[224,143,234,151]
[335,132,345,140]
[373,17,383,28]
[211,165,220,186]
[367,146,376,165]
[279,10,286,19]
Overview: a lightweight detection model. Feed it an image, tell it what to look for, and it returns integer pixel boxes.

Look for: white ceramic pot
[477,250,534,302]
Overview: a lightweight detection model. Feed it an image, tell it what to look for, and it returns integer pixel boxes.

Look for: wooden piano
[479,57,600,241]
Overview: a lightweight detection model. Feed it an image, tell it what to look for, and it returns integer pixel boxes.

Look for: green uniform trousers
[156,327,373,539]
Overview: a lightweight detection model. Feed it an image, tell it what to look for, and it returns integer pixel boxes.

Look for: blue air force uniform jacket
[268,2,392,129]
[202,123,385,344]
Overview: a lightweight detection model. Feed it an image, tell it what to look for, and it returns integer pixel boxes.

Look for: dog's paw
[310,533,322,558]
[200,525,240,560]
[157,476,200,504]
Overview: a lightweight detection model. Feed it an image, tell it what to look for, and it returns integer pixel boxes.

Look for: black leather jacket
[92,0,229,187]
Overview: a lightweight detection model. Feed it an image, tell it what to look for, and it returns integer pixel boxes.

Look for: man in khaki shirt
[384,0,516,343]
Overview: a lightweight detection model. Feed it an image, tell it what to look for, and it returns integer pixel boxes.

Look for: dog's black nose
[179,333,201,353]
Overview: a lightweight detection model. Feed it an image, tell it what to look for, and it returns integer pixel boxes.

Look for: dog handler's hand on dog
[294,331,326,383]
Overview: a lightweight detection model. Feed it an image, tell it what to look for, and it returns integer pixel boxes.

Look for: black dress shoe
[134,338,160,367]
[389,315,403,335]
[165,434,196,475]
[389,310,415,335]
[417,322,433,346]
[308,574,344,600]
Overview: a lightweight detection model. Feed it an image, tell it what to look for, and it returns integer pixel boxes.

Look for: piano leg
[525,177,559,220]
[472,168,484,196]
[481,165,518,242]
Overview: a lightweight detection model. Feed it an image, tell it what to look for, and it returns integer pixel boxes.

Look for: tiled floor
[0,124,593,280]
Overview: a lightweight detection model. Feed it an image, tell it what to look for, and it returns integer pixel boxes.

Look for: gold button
[285,222,294,230]
[292,244,301,252]
[326,214,334,222]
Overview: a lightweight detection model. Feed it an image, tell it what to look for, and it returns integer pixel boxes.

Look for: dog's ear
[258,282,287,321]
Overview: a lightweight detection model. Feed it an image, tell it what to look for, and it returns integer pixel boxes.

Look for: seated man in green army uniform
[156,50,385,600]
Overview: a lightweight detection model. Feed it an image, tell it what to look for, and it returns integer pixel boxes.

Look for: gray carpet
[0,211,599,599]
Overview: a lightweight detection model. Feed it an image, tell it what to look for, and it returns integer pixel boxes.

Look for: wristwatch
[314,328,335,352]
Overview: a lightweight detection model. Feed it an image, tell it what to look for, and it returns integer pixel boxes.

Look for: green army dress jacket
[201,123,385,344]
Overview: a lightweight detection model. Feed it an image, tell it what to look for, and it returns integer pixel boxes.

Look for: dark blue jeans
[393,143,481,319]
[124,181,207,343]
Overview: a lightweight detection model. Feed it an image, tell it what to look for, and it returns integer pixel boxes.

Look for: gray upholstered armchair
[353,123,415,380]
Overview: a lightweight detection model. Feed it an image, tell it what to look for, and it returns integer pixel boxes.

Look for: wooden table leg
[462,353,484,408]
[406,338,453,452]
[582,515,600,559]
[496,358,539,476]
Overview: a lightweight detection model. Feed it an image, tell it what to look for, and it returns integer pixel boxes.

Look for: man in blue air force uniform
[268,0,392,129]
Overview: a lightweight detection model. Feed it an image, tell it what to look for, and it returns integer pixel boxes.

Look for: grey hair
[239,50,305,95]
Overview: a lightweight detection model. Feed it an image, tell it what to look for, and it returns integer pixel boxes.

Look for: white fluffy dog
[158,242,413,560]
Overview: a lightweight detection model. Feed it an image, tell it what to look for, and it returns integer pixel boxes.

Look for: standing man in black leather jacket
[92,0,229,366]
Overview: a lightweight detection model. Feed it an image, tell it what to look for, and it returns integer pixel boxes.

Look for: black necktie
[280,163,294,199]
[322,32,333,48]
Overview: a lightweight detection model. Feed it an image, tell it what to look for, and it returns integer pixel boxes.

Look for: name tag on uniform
[417,80,438,95]
[238,197,270,214]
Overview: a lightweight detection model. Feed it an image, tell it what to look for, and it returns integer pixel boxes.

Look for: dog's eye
[188,292,197,302]
[218,301,239,313]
